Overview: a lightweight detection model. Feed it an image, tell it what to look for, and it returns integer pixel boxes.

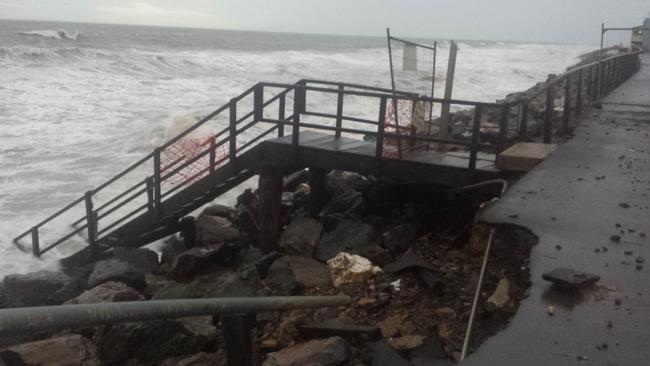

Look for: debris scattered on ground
[542,268,600,289]
[327,252,382,288]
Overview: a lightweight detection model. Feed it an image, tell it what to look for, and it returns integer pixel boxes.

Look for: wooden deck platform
[258,131,501,186]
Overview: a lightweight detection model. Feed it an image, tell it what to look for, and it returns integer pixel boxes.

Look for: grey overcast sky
[1,0,648,43]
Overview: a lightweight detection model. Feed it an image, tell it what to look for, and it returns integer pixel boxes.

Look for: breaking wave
[18,29,80,41]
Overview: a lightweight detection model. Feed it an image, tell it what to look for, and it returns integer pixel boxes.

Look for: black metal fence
[13,50,641,260]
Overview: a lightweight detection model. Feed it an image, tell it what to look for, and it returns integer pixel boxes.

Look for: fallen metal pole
[460,229,495,361]
[0,296,350,335]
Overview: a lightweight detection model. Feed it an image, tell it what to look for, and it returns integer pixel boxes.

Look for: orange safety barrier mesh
[160,135,228,186]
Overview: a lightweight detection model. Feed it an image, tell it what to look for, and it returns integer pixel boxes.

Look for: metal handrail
[14,51,641,258]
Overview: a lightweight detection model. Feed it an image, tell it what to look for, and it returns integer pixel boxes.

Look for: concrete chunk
[496,143,557,171]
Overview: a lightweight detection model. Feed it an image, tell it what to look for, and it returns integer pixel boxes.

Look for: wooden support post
[562,75,571,133]
[222,314,259,366]
[31,227,40,257]
[308,166,328,217]
[335,84,344,138]
[543,83,554,143]
[258,164,283,254]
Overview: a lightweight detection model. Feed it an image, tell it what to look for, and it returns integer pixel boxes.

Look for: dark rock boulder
[153,268,258,300]
[383,224,418,254]
[161,237,189,267]
[320,189,364,216]
[161,350,226,366]
[196,215,239,246]
[88,259,146,291]
[327,171,369,198]
[266,256,332,295]
[263,337,350,366]
[314,220,379,262]
[200,204,238,222]
[99,316,216,365]
[0,334,100,366]
[113,247,159,273]
[279,217,323,257]
[170,243,240,282]
[2,270,81,307]
[65,281,144,304]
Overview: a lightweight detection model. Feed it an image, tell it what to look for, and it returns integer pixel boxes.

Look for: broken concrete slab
[542,268,600,289]
[496,142,557,172]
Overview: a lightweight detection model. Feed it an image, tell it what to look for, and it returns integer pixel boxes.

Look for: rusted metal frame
[96,202,148,237]
[302,111,378,126]
[389,35,437,51]
[543,84,555,143]
[153,148,162,217]
[229,98,239,174]
[84,191,97,251]
[575,69,583,115]
[299,79,414,97]
[260,82,501,108]
[38,225,88,256]
[468,107,482,176]
[335,84,344,138]
[562,75,571,133]
[278,93,285,137]
[145,177,155,212]
[14,195,85,243]
[498,105,509,152]
[518,100,529,139]
[292,83,305,148]
[71,178,148,227]
[30,227,40,257]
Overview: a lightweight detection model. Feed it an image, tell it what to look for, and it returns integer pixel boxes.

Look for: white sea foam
[18,29,80,41]
[0,21,596,278]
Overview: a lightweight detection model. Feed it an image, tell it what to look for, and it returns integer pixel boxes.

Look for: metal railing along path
[13,50,642,259]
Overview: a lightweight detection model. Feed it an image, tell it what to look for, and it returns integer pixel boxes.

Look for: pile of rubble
[0,170,534,365]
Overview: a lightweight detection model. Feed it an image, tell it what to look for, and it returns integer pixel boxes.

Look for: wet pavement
[464,53,650,365]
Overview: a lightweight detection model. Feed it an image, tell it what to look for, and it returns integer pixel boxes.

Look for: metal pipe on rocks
[0,296,350,335]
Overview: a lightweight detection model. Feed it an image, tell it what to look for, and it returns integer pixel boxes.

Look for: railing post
[278,93,285,138]
[31,227,40,257]
[145,177,154,212]
[543,83,554,143]
[84,191,97,250]
[375,96,387,176]
[222,314,258,366]
[562,75,571,133]
[153,148,162,217]
[229,98,238,171]
[209,136,216,173]
[576,69,583,116]
[519,100,529,139]
[498,105,508,152]
[292,84,304,147]
[468,106,481,176]
[253,84,263,122]
[335,84,344,138]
